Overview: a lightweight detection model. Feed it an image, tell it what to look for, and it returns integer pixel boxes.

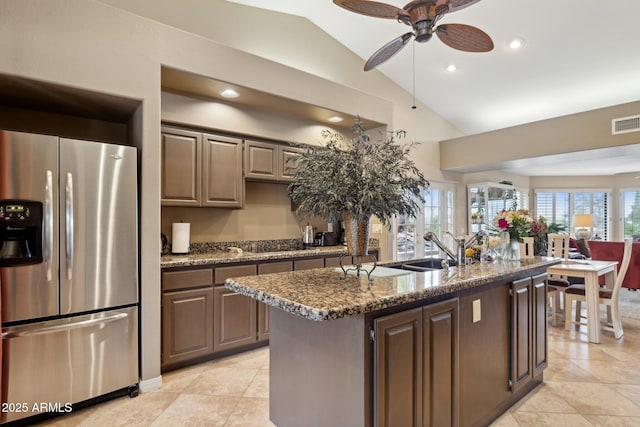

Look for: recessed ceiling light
[509,37,525,49]
[220,88,239,98]
[328,116,343,123]
[446,64,457,72]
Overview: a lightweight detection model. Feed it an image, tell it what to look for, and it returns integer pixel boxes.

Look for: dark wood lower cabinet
[213,287,257,353]
[373,308,423,427]
[423,299,459,427]
[511,273,548,393]
[459,284,511,427]
[373,298,460,427]
[162,287,214,368]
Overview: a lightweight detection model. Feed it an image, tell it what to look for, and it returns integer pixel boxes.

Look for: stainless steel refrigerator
[0,130,139,424]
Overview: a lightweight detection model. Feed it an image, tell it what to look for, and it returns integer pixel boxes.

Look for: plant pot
[342,211,370,256]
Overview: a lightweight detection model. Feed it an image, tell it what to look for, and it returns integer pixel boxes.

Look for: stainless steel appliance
[0,130,139,424]
[314,231,337,247]
[302,225,314,248]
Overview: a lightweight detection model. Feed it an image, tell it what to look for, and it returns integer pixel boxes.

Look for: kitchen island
[225,257,560,427]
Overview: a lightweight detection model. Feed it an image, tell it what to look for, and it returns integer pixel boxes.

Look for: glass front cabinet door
[467,182,529,233]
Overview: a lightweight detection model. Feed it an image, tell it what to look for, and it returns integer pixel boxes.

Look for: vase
[504,239,521,261]
[342,211,370,256]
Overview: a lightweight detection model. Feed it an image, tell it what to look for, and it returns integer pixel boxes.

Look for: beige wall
[1,0,457,388]
[441,100,640,172]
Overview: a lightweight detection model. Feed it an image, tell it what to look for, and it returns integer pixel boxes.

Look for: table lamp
[573,214,594,240]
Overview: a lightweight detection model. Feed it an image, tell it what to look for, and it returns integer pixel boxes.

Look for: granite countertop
[224,257,561,321]
[160,245,361,268]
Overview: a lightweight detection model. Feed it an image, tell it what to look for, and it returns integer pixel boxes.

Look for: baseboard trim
[139,375,163,393]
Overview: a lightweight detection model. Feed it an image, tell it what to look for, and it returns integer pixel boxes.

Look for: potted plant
[288,119,429,256]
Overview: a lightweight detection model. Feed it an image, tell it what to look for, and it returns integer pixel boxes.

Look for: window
[394,182,455,260]
[534,190,609,239]
[621,190,640,240]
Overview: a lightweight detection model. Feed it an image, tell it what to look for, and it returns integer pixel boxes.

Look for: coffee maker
[0,200,43,266]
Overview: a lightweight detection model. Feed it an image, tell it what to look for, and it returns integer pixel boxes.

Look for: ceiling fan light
[509,37,525,49]
[220,88,240,98]
[446,64,457,72]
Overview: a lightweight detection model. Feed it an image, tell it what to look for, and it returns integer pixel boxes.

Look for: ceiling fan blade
[364,32,413,71]
[435,23,494,52]
[446,0,483,13]
[333,0,409,20]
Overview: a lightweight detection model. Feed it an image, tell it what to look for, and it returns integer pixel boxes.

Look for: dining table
[546,259,619,343]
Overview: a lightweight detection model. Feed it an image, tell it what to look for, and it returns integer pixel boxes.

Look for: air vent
[612,115,640,135]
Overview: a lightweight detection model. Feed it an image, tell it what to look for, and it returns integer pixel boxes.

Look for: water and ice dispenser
[0,199,43,266]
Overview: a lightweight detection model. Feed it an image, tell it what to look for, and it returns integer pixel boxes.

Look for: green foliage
[288,119,429,225]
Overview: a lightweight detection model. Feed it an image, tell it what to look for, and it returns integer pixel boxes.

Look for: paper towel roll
[172,223,190,254]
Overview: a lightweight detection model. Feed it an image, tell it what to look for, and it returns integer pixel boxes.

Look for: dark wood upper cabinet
[160,126,201,206]
[244,140,303,182]
[161,126,243,208]
[244,140,278,181]
[279,145,304,182]
[202,133,243,208]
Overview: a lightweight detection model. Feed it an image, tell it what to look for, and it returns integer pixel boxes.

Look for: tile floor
[36,312,640,426]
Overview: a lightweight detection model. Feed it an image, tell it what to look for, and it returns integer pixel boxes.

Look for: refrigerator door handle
[44,170,54,281]
[65,172,74,280]
[1,312,128,339]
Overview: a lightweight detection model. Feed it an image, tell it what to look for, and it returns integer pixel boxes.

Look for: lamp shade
[573,214,595,228]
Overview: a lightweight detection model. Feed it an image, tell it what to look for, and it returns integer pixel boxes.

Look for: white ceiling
[226,0,640,177]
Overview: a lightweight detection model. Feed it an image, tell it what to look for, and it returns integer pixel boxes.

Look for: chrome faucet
[424,230,488,266]
[424,231,459,264]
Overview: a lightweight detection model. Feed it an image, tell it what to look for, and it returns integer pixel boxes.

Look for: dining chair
[564,239,632,339]
[546,233,572,318]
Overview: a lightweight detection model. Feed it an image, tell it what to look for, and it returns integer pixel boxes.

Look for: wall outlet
[472,299,481,323]
[371,223,383,234]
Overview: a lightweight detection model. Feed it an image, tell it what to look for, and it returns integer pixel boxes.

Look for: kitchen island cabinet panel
[226,258,557,427]
[160,127,201,206]
[162,287,214,369]
[423,298,459,427]
[532,274,549,376]
[511,273,548,394]
[459,283,511,427]
[373,308,423,427]
[511,276,534,393]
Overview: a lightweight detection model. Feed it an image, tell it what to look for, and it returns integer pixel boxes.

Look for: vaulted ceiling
[226,0,640,176]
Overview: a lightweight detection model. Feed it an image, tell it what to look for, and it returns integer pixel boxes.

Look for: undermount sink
[385,258,457,272]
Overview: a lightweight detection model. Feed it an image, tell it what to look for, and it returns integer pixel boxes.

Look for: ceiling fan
[333,0,494,71]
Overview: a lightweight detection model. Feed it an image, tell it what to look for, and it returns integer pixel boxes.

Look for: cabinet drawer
[324,255,352,268]
[294,258,325,271]
[259,261,293,274]
[214,264,257,285]
[162,268,213,292]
